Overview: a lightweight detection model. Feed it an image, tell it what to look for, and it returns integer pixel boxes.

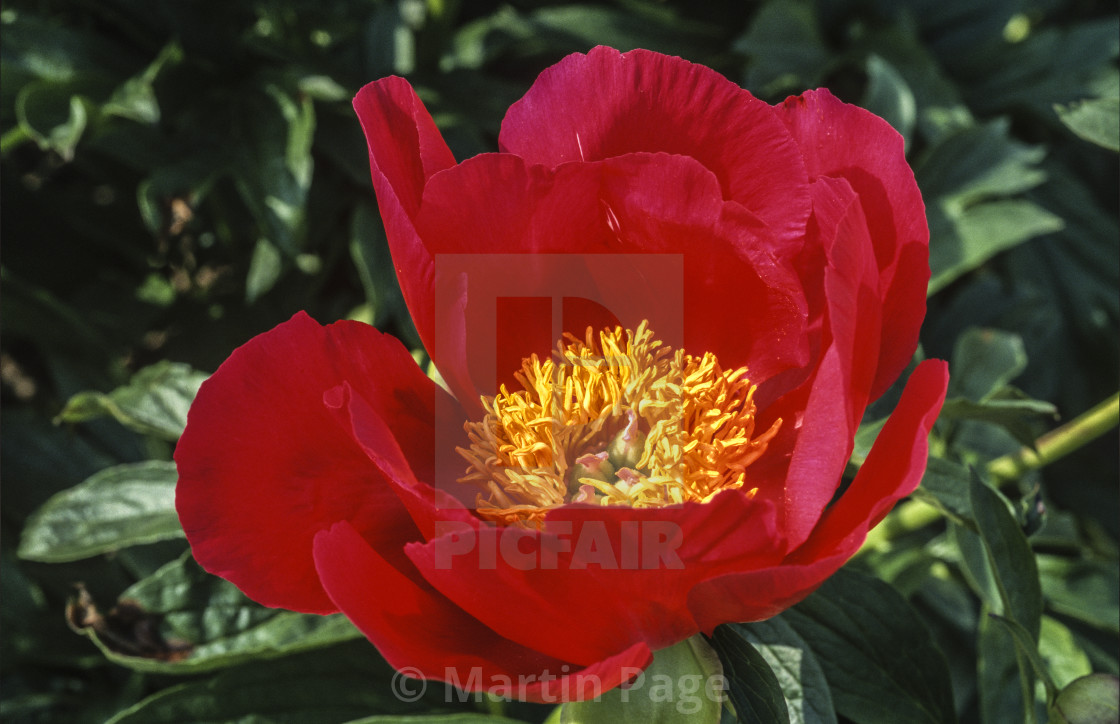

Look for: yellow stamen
[457,322,781,526]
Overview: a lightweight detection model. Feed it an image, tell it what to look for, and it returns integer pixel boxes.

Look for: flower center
[457,323,782,526]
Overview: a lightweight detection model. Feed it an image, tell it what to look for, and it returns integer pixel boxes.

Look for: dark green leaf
[913,457,973,526]
[736,0,829,98]
[722,620,835,724]
[987,615,1056,698]
[968,470,1042,640]
[782,568,957,724]
[526,5,722,61]
[977,605,1036,724]
[57,361,208,440]
[18,461,181,562]
[15,81,91,160]
[710,627,790,724]
[71,552,363,674]
[103,642,412,724]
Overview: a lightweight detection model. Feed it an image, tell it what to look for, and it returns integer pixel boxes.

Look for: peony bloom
[176,46,948,703]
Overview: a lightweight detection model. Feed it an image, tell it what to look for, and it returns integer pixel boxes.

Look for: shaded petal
[771,177,884,548]
[313,520,651,703]
[324,382,477,540]
[500,47,812,244]
[175,312,437,613]
[777,89,929,398]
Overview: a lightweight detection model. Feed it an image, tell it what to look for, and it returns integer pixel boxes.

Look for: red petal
[414,151,808,386]
[175,312,438,613]
[773,177,884,548]
[688,359,947,628]
[313,520,651,703]
[403,492,784,667]
[791,358,949,560]
[687,545,854,629]
[777,89,929,399]
[500,47,812,244]
[353,77,456,401]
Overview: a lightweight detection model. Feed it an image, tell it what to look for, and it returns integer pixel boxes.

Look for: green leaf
[968,470,1042,640]
[1055,97,1120,151]
[862,54,916,149]
[913,457,973,526]
[56,360,208,440]
[939,388,1057,448]
[245,237,284,304]
[1037,555,1120,633]
[947,328,1027,403]
[525,5,722,62]
[709,626,791,724]
[720,619,836,724]
[963,19,1120,118]
[562,636,726,723]
[988,615,1057,698]
[917,120,1047,205]
[782,568,957,724]
[1038,616,1093,690]
[103,642,411,723]
[343,717,530,724]
[102,42,183,124]
[70,552,363,674]
[928,200,1063,295]
[18,460,181,562]
[977,605,1037,724]
[15,81,91,160]
[736,0,829,98]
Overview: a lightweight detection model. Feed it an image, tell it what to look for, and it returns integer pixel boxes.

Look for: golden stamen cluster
[457,323,781,526]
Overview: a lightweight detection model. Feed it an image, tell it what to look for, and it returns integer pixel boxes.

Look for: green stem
[988,392,1120,483]
[861,392,1119,552]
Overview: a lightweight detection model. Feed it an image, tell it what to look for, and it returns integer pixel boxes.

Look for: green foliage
[2,0,1116,723]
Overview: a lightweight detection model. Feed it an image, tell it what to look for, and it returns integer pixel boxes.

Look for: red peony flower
[176,46,948,703]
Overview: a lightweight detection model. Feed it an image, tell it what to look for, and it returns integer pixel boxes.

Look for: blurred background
[2,1,1117,722]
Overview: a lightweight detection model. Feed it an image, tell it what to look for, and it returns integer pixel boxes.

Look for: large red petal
[414,151,807,389]
[175,312,437,613]
[353,77,456,395]
[312,520,651,703]
[777,89,929,399]
[500,47,812,244]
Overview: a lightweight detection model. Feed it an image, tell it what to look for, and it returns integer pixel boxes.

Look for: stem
[988,392,1120,483]
[860,392,1119,553]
